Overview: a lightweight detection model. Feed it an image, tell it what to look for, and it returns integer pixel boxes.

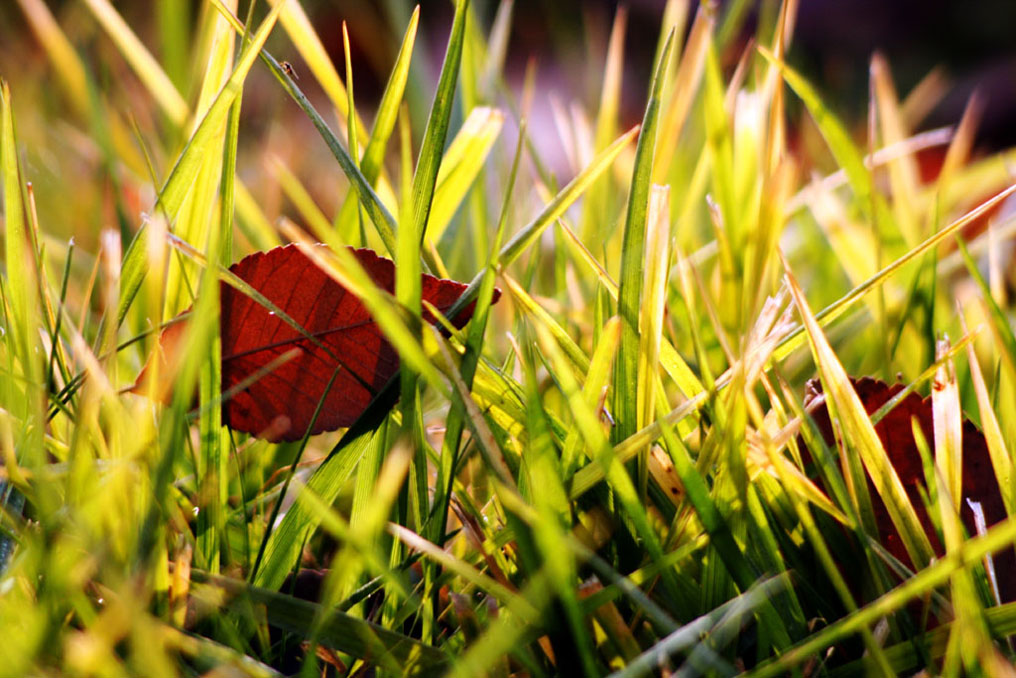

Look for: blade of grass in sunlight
[427,106,503,245]
[578,6,625,243]
[429,119,525,547]
[118,0,285,326]
[15,0,90,116]
[267,0,369,147]
[445,124,640,318]
[334,7,420,240]
[772,182,1016,362]
[783,256,936,570]
[211,0,398,256]
[613,28,675,448]
[11,2,1016,675]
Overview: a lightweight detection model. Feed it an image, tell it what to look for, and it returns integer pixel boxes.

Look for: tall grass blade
[613,29,675,447]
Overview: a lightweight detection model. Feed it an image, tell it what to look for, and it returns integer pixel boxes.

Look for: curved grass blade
[772,182,1016,363]
[427,106,503,245]
[783,257,935,571]
[267,0,369,146]
[251,405,393,591]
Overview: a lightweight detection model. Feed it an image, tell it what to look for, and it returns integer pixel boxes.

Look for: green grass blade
[772,183,1016,362]
[252,409,392,591]
[335,7,420,238]
[613,28,675,445]
[409,0,469,249]
[427,106,503,245]
[445,125,640,323]
[268,0,369,148]
[117,0,285,326]
[783,258,936,570]
[81,0,188,126]
[211,1,398,256]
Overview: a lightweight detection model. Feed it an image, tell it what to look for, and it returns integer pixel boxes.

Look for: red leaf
[136,245,498,441]
[805,376,1015,603]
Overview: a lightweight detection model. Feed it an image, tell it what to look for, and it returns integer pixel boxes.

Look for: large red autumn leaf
[138,245,497,441]
[805,376,1015,603]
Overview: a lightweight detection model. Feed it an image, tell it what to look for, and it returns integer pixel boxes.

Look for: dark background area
[2,0,1014,145]
[315,0,1016,147]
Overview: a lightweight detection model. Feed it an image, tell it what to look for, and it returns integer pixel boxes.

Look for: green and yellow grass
[2,0,1016,675]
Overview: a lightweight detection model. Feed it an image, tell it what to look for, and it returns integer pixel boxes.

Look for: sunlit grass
[2,0,1016,676]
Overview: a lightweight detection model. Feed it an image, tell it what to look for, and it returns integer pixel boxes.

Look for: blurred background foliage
[4,0,1016,252]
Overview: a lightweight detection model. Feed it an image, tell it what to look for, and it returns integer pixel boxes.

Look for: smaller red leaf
[805,376,1015,603]
[135,244,499,441]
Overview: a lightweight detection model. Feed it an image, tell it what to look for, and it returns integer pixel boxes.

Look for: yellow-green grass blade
[394,0,468,559]
[560,316,621,479]
[81,0,188,127]
[758,46,895,239]
[211,0,398,256]
[637,185,671,431]
[635,185,671,500]
[534,321,686,609]
[930,341,998,675]
[512,331,600,677]
[654,4,713,183]
[613,28,675,446]
[783,257,936,571]
[252,409,393,591]
[343,21,361,248]
[409,0,470,250]
[1,81,46,521]
[871,54,922,246]
[429,119,525,544]
[829,601,1016,676]
[755,402,894,670]
[191,2,239,573]
[267,0,369,149]
[555,212,704,399]
[118,0,285,326]
[234,182,281,250]
[334,7,420,238]
[15,0,90,117]
[445,124,640,321]
[701,43,740,326]
[772,183,1016,363]
[427,106,503,246]
[962,321,1014,516]
[431,328,516,490]
[389,523,538,622]
[502,273,589,373]
[271,156,334,239]
[1,81,42,393]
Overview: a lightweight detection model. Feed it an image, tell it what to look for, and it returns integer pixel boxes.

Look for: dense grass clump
[2,1,1016,676]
